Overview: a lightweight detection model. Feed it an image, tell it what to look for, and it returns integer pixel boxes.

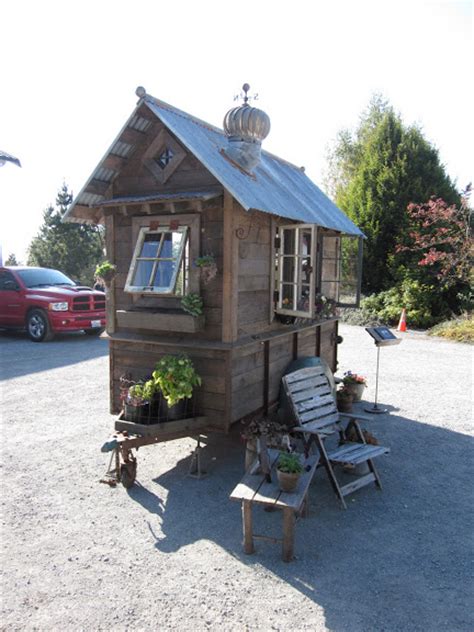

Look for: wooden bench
[230,449,319,562]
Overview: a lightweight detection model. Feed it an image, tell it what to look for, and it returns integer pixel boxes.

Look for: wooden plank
[238,275,269,292]
[114,415,211,437]
[328,444,389,465]
[340,473,376,496]
[242,501,255,554]
[294,391,335,407]
[299,409,339,425]
[104,213,116,336]
[116,309,205,333]
[222,191,238,342]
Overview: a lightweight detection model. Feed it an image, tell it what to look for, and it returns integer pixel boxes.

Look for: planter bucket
[346,383,365,401]
[124,403,150,423]
[277,469,300,493]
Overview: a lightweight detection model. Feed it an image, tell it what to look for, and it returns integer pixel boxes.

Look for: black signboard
[366,326,401,346]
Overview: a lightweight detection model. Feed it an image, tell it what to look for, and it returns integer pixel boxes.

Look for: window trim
[318,233,362,308]
[275,224,317,319]
[126,213,200,296]
[142,129,186,184]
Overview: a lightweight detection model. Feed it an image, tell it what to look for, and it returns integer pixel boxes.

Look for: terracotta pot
[276,469,300,493]
[337,394,353,412]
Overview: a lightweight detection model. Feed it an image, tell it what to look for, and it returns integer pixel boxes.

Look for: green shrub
[428,314,474,343]
[360,279,451,328]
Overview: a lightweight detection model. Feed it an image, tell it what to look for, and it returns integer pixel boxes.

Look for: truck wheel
[27,309,54,342]
[84,327,105,336]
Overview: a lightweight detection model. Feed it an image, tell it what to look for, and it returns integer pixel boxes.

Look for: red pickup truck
[0,266,106,342]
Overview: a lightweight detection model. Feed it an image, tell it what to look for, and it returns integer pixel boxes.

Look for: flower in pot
[194,254,217,284]
[336,386,353,412]
[342,371,367,401]
[314,293,337,319]
[151,354,201,419]
[181,293,203,317]
[94,261,117,287]
[276,452,304,493]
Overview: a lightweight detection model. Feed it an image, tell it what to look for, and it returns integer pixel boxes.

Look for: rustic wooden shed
[65,86,363,436]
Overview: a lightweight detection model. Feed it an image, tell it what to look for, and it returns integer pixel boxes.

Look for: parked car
[0,266,106,342]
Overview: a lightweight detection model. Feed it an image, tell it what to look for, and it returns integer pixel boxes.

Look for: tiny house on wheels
[65,85,363,437]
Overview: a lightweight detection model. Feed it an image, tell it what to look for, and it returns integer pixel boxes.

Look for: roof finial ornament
[135,86,147,98]
[234,83,258,106]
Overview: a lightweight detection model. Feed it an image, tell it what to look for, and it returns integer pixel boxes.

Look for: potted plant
[124,381,150,423]
[336,386,353,412]
[151,354,201,420]
[94,261,117,286]
[194,254,217,284]
[342,371,367,401]
[181,293,203,317]
[276,452,303,493]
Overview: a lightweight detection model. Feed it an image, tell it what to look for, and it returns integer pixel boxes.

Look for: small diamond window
[155,147,174,170]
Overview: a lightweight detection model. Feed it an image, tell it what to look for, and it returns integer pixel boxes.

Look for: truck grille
[72,295,106,312]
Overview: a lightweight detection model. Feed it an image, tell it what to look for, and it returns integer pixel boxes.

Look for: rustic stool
[230,449,319,562]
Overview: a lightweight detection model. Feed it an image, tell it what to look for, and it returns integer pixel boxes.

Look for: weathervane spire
[234,82,258,105]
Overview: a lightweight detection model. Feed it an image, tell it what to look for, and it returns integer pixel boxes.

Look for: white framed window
[318,233,362,308]
[274,225,362,319]
[125,214,200,296]
[126,226,188,294]
[275,224,317,318]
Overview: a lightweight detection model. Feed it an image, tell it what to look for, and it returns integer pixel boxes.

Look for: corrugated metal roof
[143,97,363,236]
[65,92,363,237]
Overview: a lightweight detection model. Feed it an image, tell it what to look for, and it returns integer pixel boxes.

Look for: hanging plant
[181,293,203,317]
[94,261,117,286]
[194,254,217,284]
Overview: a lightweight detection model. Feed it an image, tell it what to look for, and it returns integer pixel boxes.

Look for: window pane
[133,260,154,286]
[141,234,160,258]
[297,286,311,312]
[281,284,294,309]
[153,259,177,289]
[282,257,295,282]
[301,229,312,256]
[282,230,295,255]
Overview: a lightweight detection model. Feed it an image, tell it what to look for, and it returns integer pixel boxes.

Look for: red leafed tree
[398,184,473,288]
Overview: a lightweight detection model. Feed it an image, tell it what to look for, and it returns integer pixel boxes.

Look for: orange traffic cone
[397,308,407,332]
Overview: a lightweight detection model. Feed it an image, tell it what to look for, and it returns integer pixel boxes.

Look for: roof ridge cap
[144,94,225,135]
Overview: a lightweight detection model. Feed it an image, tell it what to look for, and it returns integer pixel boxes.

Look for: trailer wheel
[120,461,137,489]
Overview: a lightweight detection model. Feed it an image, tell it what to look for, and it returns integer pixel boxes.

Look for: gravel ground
[1,324,473,632]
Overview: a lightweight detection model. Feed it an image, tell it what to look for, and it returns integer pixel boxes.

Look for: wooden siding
[230,322,338,423]
[105,199,224,341]
[110,338,227,426]
[234,206,272,337]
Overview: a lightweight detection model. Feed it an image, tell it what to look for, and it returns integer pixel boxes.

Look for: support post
[242,501,255,554]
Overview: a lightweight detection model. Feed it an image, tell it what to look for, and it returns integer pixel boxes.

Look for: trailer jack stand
[99,448,120,486]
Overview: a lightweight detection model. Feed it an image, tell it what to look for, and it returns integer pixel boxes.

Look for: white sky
[0,0,472,263]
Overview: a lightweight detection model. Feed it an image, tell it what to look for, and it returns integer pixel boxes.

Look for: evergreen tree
[5,253,20,265]
[325,96,459,293]
[28,183,104,285]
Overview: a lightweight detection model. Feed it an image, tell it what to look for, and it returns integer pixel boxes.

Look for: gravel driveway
[1,325,472,631]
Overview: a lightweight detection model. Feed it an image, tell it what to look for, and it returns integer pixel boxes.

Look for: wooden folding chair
[282,366,390,509]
